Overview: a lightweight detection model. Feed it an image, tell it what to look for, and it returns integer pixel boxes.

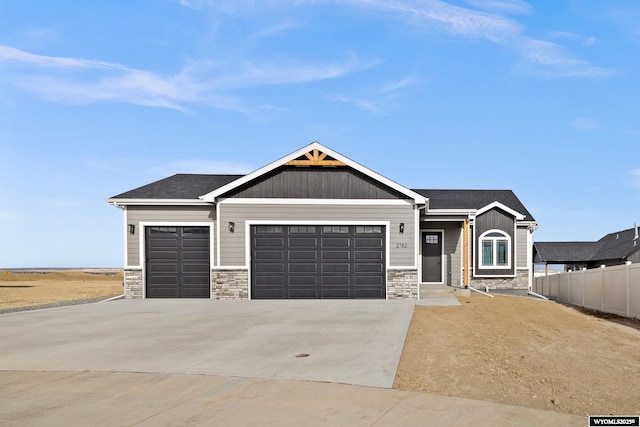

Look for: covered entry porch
[419,220,469,292]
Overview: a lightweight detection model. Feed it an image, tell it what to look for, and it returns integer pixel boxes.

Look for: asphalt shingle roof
[111,176,537,223]
[534,227,640,263]
[412,189,536,222]
[110,174,243,199]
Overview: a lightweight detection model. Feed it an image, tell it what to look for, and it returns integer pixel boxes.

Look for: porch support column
[463,218,469,287]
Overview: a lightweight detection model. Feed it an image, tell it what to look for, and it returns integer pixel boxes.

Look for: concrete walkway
[0,371,585,426]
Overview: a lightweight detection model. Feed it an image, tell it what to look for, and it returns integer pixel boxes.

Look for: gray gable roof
[534,227,640,263]
[591,227,640,261]
[412,189,536,222]
[110,174,243,199]
[111,175,536,222]
[533,242,598,263]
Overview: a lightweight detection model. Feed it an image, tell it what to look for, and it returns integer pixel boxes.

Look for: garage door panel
[148,250,178,259]
[355,275,383,285]
[289,263,318,273]
[289,276,317,286]
[255,250,284,260]
[288,237,318,247]
[322,237,350,247]
[321,275,350,285]
[355,237,383,248]
[323,251,350,260]
[255,237,285,247]
[355,263,383,273]
[145,226,210,298]
[182,251,209,261]
[355,251,384,260]
[251,225,385,299]
[255,263,285,273]
[147,263,178,273]
[289,251,317,260]
[322,263,350,273]
[255,276,285,286]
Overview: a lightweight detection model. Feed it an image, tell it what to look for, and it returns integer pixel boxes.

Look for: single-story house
[108,142,538,299]
[534,225,640,272]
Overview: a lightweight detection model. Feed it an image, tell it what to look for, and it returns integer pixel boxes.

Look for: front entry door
[422,231,443,283]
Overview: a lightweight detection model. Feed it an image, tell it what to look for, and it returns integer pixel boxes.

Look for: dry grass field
[0,270,123,310]
[394,295,640,417]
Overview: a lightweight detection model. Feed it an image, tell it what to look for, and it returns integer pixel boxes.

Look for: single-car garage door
[145,226,210,298]
[251,225,386,299]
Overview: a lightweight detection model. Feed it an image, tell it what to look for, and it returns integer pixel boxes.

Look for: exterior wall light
[128,224,135,235]
[228,222,235,233]
[399,223,404,234]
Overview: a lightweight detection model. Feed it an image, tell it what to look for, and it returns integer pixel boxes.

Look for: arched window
[479,230,511,268]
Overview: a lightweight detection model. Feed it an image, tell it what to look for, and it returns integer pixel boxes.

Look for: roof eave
[107,198,211,207]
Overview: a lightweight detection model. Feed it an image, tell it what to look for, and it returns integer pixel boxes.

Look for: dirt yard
[0,270,123,310]
[394,294,640,417]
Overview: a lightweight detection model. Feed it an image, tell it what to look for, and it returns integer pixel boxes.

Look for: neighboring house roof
[534,226,640,264]
[110,174,242,200]
[533,242,598,263]
[413,189,536,222]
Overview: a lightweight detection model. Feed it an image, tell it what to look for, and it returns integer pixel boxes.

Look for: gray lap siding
[125,205,215,267]
[218,202,416,267]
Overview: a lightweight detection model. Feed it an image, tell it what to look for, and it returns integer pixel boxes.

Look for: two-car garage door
[251,225,386,299]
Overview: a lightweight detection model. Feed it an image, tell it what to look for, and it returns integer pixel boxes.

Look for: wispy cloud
[328,94,378,112]
[0,45,375,111]
[571,117,602,130]
[379,76,418,93]
[180,0,613,79]
[514,39,615,78]
[550,31,597,47]
[464,0,532,15]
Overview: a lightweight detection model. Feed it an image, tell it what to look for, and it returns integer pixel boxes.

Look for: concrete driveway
[0,299,414,388]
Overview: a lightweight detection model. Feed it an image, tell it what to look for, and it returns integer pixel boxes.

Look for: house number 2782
[396,243,408,248]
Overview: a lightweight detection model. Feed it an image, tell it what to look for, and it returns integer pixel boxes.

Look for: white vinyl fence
[532,263,640,319]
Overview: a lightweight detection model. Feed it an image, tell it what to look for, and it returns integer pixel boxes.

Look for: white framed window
[479,230,511,269]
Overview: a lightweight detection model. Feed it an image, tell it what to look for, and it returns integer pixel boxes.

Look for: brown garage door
[251,225,385,299]
[145,226,210,298]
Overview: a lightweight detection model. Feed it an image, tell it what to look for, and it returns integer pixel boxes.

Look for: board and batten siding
[125,205,215,267]
[422,222,464,286]
[227,167,409,200]
[474,207,515,276]
[218,202,416,267]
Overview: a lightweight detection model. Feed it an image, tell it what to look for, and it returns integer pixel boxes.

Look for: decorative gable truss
[285,148,347,167]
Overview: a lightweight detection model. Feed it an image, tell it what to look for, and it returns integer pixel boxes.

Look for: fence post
[627,262,631,318]
[568,270,571,303]
[600,265,605,312]
[582,269,585,307]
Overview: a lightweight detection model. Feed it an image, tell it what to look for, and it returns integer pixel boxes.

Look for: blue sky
[1,0,638,268]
